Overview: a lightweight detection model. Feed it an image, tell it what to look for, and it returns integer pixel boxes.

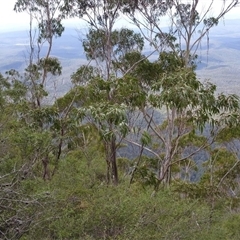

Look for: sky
[0,0,240,32]
[0,0,80,32]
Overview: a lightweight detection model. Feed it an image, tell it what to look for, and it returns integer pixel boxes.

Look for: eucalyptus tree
[120,51,240,188]
[64,0,145,184]
[68,64,143,184]
[113,0,240,188]
[12,0,74,179]
[14,0,67,107]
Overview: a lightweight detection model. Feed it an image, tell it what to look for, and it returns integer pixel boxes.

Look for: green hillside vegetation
[1,0,240,239]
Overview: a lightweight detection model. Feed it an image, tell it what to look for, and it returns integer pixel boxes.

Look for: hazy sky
[0,0,79,32]
[0,0,239,32]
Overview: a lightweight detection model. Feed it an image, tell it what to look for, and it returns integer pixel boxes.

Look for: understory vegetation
[1,0,240,239]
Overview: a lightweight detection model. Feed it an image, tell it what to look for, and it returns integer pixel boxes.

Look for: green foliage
[71,65,101,85]
[216,126,240,142]
[13,158,240,240]
[83,28,144,63]
[140,131,152,146]
[222,214,240,238]
[204,17,219,27]
[200,147,240,195]
[115,75,147,108]
[175,3,200,26]
[39,57,62,75]
[178,130,207,148]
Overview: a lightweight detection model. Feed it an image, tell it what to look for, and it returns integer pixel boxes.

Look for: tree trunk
[110,136,118,185]
[105,137,118,185]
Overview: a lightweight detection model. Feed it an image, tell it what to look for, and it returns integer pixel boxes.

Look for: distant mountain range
[0,18,240,96]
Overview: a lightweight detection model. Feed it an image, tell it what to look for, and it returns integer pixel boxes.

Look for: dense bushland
[1,0,240,239]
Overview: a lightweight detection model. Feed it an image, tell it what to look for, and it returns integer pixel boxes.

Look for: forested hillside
[1,0,240,239]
